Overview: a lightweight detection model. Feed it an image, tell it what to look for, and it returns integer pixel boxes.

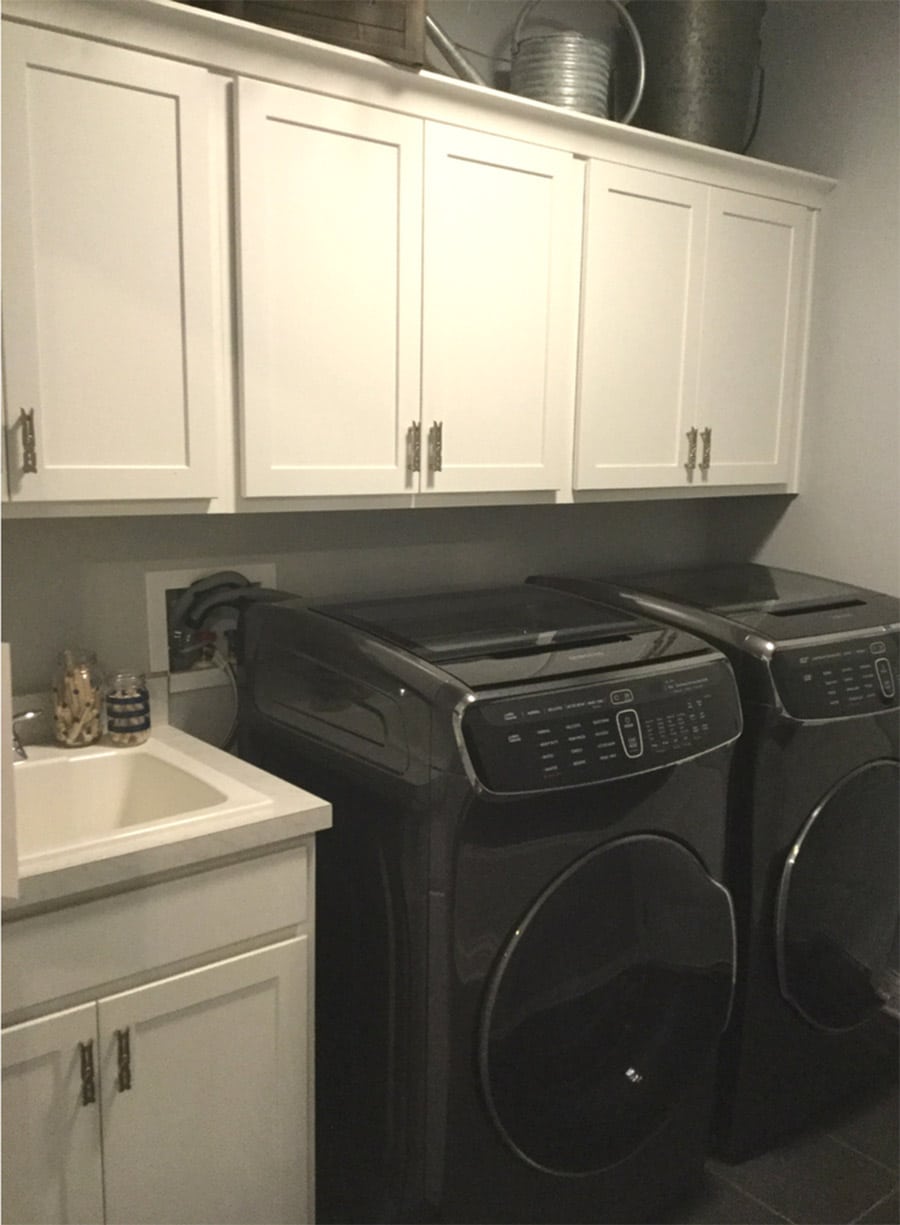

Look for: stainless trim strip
[769,624,900,649]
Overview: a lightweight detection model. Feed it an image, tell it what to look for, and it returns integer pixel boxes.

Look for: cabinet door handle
[699,426,712,472]
[428,421,443,474]
[19,408,38,474]
[685,427,698,473]
[115,1027,132,1092]
[407,421,421,474]
[78,1039,96,1106]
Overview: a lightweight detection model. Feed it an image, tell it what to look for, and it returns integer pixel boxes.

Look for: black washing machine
[531,565,900,1161]
[240,584,742,1223]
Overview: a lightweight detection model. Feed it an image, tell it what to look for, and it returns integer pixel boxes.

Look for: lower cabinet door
[99,938,310,1225]
[1,1002,104,1225]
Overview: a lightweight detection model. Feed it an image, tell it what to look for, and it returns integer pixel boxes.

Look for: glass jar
[53,648,103,747]
[106,671,151,747]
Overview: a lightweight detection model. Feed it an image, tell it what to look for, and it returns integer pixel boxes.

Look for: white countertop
[3,725,331,918]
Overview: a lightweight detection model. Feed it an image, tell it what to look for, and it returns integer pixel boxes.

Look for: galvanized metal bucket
[509,0,645,123]
[626,0,766,152]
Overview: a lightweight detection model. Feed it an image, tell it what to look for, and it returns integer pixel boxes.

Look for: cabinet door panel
[1,24,219,500]
[699,191,811,485]
[575,163,707,490]
[236,80,422,497]
[99,939,309,1225]
[422,124,580,493]
[1,1003,104,1225]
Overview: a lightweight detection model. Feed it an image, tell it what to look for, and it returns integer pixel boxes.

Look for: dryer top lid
[311,584,649,662]
[604,564,900,642]
[307,583,718,687]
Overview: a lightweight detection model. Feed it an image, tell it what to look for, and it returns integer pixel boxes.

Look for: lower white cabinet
[2,1002,104,1225]
[2,847,315,1225]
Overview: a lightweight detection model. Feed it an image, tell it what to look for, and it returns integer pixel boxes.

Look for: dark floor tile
[827,1085,900,1173]
[710,1131,897,1225]
[855,1188,900,1224]
[658,1170,789,1224]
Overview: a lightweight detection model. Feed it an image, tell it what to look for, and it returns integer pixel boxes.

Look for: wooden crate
[191,0,426,67]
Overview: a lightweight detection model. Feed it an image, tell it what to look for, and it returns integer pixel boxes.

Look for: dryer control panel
[770,631,900,720]
[461,658,741,794]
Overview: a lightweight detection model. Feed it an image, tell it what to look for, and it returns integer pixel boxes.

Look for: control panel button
[876,656,896,699]
[616,709,644,759]
[610,689,634,705]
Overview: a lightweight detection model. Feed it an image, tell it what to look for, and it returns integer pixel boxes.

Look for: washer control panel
[770,631,900,719]
[461,658,741,793]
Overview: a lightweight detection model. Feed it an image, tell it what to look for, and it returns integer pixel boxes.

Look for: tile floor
[664,1081,899,1225]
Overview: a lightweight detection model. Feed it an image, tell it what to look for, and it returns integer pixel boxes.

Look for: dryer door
[478,834,735,1176]
[776,759,900,1031]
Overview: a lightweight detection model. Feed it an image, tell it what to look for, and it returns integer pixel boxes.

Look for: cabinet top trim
[3,0,836,205]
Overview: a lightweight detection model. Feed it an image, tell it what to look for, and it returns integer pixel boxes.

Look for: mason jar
[105,671,151,747]
[53,648,103,747]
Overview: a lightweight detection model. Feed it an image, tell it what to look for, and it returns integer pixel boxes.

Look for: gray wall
[2,500,725,696]
[706,0,900,594]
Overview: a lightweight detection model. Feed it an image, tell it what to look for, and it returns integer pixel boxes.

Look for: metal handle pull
[429,421,443,474]
[115,1027,132,1092]
[685,427,698,473]
[19,408,37,474]
[407,421,421,474]
[79,1040,96,1106]
[699,427,712,472]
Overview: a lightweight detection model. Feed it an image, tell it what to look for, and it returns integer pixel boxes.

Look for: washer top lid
[613,564,900,641]
[311,584,651,662]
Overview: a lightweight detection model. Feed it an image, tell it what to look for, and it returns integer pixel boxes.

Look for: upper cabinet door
[235,79,423,498]
[1,24,219,501]
[575,162,707,491]
[697,191,812,486]
[421,124,581,494]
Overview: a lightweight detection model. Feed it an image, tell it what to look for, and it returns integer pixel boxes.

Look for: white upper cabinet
[235,80,423,498]
[235,88,582,500]
[421,124,582,495]
[575,163,707,490]
[696,190,812,486]
[1,3,831,512]
[575,161,814,492]
[1,23,220,501]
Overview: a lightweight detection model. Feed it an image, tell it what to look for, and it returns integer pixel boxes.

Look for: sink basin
[14,735,271,871]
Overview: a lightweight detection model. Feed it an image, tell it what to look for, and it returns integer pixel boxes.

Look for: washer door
[776,759,900,1032]
[478,834,735,1176]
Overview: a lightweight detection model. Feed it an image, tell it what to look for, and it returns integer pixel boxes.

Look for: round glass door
[478,834,735,1176]
[776,759,900,1032]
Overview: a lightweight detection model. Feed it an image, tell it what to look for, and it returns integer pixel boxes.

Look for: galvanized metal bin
[627,0,766,152]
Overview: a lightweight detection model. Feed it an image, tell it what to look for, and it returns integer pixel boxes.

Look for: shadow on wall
[0,496,794,695]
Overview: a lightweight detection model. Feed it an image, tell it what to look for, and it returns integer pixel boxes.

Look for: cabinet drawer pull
[428,420,443,474]
[685,426,698,473]
[699,426,712,472]
[19,408,37,474]
[78,1039,96,1106]
[115,1027,132,1092]
[408,420,421,474]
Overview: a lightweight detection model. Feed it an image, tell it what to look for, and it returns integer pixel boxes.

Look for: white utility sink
[14,732,271,873]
